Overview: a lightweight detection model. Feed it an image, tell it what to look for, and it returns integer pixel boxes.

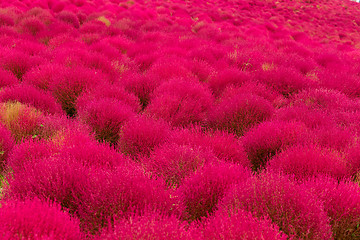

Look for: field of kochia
[0,0,360,239]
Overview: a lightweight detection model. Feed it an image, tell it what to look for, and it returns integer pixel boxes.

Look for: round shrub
[208,93,274,136]
[208,67,250,97]
[0,198,83,240]
[202,209,287,240]
[77,83,141,113]
[78,165,173,234]
[0,84,62,115]
[304,176,360,240]
[146,143,218,188]
[267,144,348,180]
[177,162,251,222]
[242,120,309,171]
[219,172,333,239]
[118,115,171,159]
[78,98,135,145]
[50,67,103,117]
[0,49,34,80]
[57,10,80,28]
[169,127,250,167]
[0,102,44,142]
[0,68,18,88]
[146,77,214,127]
[22,63,67,91]
[101,210,196,240]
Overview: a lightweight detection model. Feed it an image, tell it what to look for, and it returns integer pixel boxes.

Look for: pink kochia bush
[50,67,101,117]
[207,67,250,97]
[202,209,287,240]
[0,84,62,115]
[242,120,309,171]
[0,48,35,80]
[208,92,274,136]
[219,172,333,239]
[0,198,83,240]
[0,68,18,88]
[257,66,310,96]
[22,63,67,91]
[78,164,173,234]
[304,176,360,240]
[145,77,214,127]
[77,98,136,145]
[170,127,250,168]
[177,162,251,222]
[77,83,141,113]
[145,143,218,187]
[118,115,171,158]
[267,144,348,180]
[101,210,197,240]
[4,153,92,217]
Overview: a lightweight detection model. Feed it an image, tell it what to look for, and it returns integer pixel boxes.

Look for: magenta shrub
[78,165,173,234]
[170,127,251,168]
[0,49,34,80]
[304,176,360,239]
[0,84,62,115]
[22,63,67,90]
[57,129,129,168]
[219,172,333,239]
[101,210,196,240]
[207,67,250,96]
[118,115,171,158]
[50,66,102,117]
[0,198,83,240]
[77,83,141,113]
[256,66,309,96]
[57,10,80,28]
[177,161,251,221]
[208,93,274,136]
[78,98,135,145]
[4,154,92,217]
[267,144,348,180]
[146,143,218,187]
[273,105,334,129]
[145,77,214,127]
[242,120,310,171]
[202,209,287,240]
[0,68,18,88]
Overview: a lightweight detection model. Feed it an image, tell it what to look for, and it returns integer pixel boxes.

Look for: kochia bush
[202,209,287,240]
[0,84,62,115]
[101,210,196,240]
[146,77,214,127]
[145,143,218,188]
[304,176,360,240]
[118,115,172,158]
[77,98,135,145]
[267,144,348,180]
[0,198,83,240]
[208,93,274,136]
[219,172,333,239]
[177,162,251,222]
[242,120,309,171]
